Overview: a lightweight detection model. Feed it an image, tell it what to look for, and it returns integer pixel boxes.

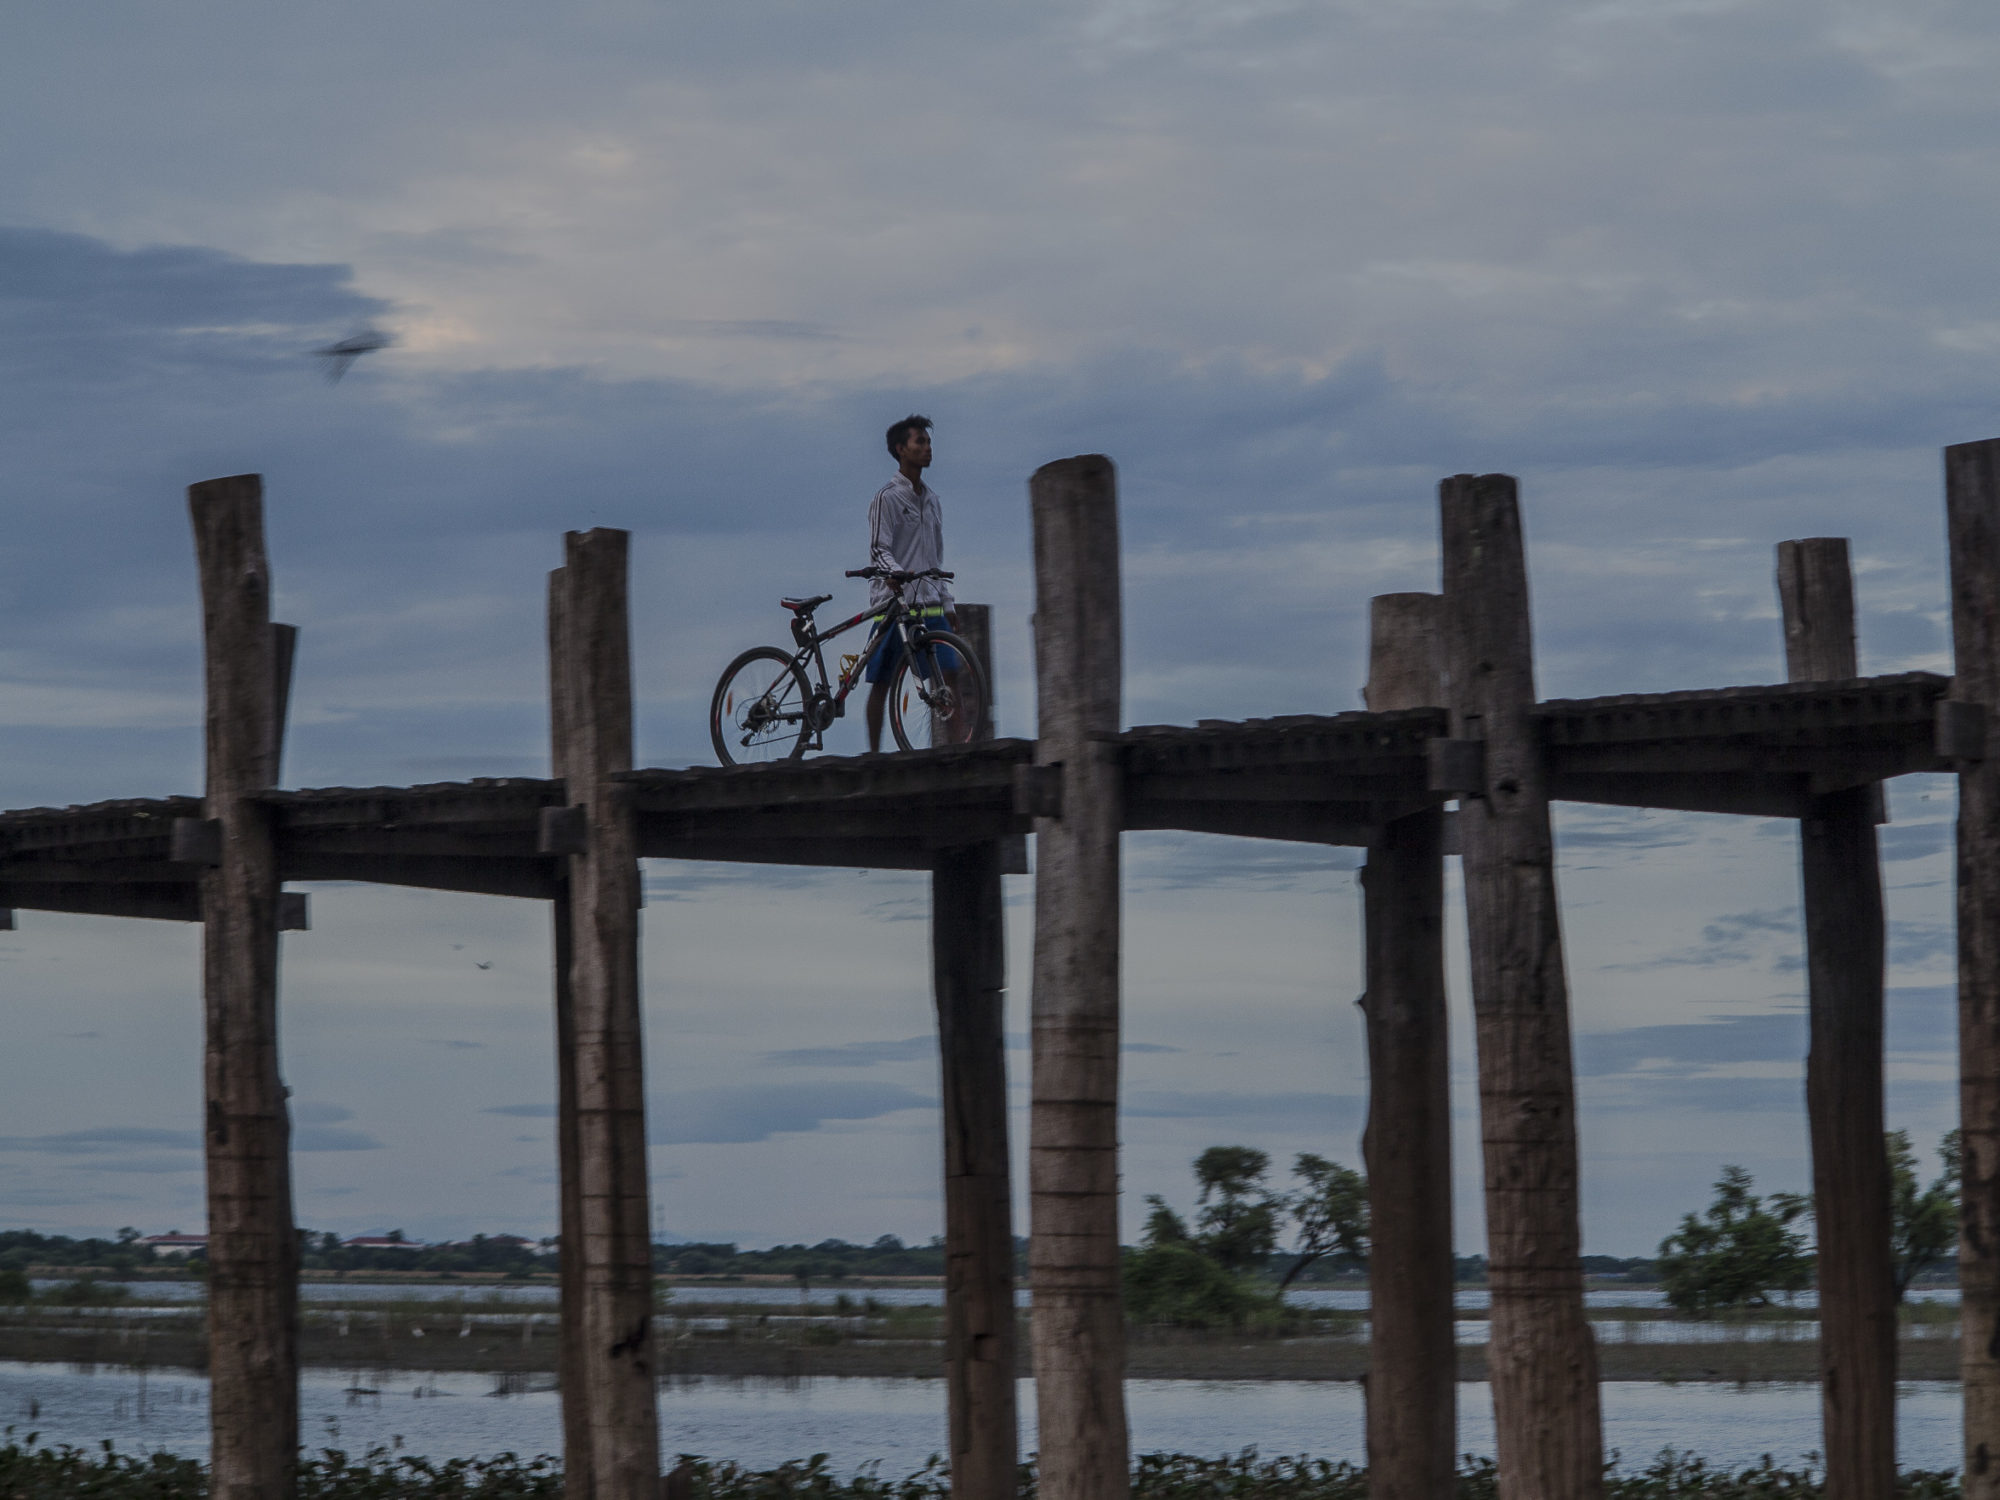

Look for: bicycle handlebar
[844,567,954,583]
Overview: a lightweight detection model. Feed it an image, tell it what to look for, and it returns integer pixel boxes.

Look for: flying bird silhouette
[314,328,393,383]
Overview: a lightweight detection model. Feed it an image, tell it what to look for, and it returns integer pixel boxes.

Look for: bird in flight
[314,327,393,383]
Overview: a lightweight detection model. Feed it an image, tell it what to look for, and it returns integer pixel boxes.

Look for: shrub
[1122,1243,1277,1330]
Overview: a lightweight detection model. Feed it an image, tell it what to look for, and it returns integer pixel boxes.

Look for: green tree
[1889,1128,1960,1301]
[1279,1153,1369,1289]
[1191,1146,1279,1274]
[1122,1187,1275,1329]
[1657,1165,1813,1314]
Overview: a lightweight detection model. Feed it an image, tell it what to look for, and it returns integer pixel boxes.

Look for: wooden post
[1438,473,1603,1500]
[1776,538,1895,1500]
[1028,455,1128,1500]
[1947,438,2000,1494]
[953,603,999,741]
[933,840,1018,1500]
[547,568,595,1500]
[189,474,299,1500]
[1360,592,1454,1500]
[930,601,1018,1500]
[551,529,660,1500]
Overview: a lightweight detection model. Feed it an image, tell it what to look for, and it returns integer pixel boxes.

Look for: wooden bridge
[7,442,2000,1500]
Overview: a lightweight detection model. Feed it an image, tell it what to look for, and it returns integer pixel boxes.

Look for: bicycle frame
[785,593,946,747]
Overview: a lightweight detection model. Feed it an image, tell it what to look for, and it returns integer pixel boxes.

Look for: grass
[0,1440,1971,1499]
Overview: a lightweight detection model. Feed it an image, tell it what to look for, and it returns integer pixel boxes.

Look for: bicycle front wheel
[710,647,813,765]
[888,631,987,752]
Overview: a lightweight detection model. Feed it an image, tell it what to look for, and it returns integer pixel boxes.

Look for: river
[0,1364,1968,1474]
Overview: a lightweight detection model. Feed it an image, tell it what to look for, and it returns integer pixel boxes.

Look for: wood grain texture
[1438,473,1603,1500]
[931,609,1018,1500]
[1948,438,2000,1495]
[1028,455,1130,1500]
[189,474,299,1500]
[1361,592,1454,1500]
[954,603,998,741]
[1778,538,1896,1500]
[933,840,1018,1500]
[547,568,595,1500]
[552,532,660,1500]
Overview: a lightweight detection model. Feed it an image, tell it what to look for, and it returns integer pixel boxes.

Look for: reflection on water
[0,1363,1967,1474]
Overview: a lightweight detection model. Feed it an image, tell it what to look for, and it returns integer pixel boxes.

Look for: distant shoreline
[0,1318,1965,1384]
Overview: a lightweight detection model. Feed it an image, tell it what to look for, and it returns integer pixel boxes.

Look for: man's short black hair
[886,414,933,459]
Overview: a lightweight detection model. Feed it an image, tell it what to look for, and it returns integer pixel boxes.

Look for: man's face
[897,428,933,470]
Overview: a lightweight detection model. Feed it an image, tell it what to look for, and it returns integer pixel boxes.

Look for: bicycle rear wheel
[710,647,813,765]
[887,630,987,751]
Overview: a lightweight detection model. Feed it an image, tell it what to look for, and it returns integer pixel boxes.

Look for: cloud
[484,1104,557,1119]
[70,1156,202,1175]
[292,1101,356,1125]
[0,0,1993,1253]
[295,1127,385,1152]
[763,1037,936,1068]
[1123,1089,1360,1128]
[0,1127,200,1155]
[1577,1014,1804,1077]
[1880,822,1950,864]
[649,1084,935,1144]
[1576,986,1957,1085]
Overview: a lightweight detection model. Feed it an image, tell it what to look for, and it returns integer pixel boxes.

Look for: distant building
[142,1234,208,1258]
[341,1236,425,1252]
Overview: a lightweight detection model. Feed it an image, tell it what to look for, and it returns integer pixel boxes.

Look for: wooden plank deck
[0,671,1959,919]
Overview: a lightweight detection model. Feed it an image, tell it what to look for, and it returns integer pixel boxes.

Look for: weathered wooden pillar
[933,840,1018,1500]
[1947,437,2000,1493]
[1438,473,1603,1500]
[547,569,595,1500]
[550,529,660,1500]
[1360,592,1454,1500]
[953,603,998,737]
[1028,455,1129,1500]
[189,474,299,1500]
[1776,538,1895,1500]
[930,601,1019,1500]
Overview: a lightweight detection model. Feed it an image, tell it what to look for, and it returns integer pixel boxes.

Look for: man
[865,414,958,751]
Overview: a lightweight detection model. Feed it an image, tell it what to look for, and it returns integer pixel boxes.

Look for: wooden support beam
[933,841,1017,1500]
[931,605,1019,1500]
[1359,592,1454,1500]
[1544,770,1809,820]
[1120,799,1387,847]
[0,881,199,922]
[1439,473,1603,1500]
[547,567,594,1500]
[1777,538,1895,1500]
[641,835,936,870]
[551,532,659,1500]
[279,852,559,899]
[189,473,298,1500]
[1948,437,2000,1495]
[1028,455,1129,1500]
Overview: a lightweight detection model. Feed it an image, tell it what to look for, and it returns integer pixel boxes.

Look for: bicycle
[708,567,989,765]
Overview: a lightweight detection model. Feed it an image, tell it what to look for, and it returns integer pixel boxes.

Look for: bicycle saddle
[780,593,833,613]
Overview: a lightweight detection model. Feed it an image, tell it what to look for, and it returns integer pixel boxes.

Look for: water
[0,1364,1967,1473]
[38,1281,1962,1311]
[30,1280,1964,1350]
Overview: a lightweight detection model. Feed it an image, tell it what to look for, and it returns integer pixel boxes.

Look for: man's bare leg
[867,678,889,753]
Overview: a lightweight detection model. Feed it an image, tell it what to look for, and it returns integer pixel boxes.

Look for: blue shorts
[865,609,959,683]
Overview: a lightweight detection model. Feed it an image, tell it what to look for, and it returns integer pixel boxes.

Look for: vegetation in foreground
[0,1439,1968,1499]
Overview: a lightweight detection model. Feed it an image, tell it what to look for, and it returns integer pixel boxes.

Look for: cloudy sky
[0,0,1991,1255]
